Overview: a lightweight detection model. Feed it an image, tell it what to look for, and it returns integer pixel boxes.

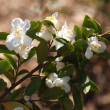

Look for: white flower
[6,18,32,51]
[54,22,76,49]
[45,73,58,88]
[55,76,70,93]
[13,107,24,110]
[45,12,58,25]
[85,36,106,59]
[46,73,71,93]
[15,43,33,59]
[36,25,55,41]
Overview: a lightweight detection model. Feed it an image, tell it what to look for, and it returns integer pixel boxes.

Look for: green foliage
[43,87,65,100]
[0,78,7,92]
[32,103,41,110]
[37,39,49,63]
[90,80,100,91]
[0,60,11,75]
[25,76,41,96]
[0,32,9,40]
[17,69,29,76]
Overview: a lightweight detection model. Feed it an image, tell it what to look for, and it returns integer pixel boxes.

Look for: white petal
[22,19,30,33]
[54,39,64,50]
[64,83,71,93]
[13,107,24,110]
[45,79,54,88]
[88,36,98,45]
[6,34,20,51]
[62,22,67,32]
[85,48,93,59]
[49,73,58,81]
[21,35,32,46]
[52,12,58,18]
[62,76,70,83]
[11,18,23,31]
[36,32,52,41]
[98,41,106,53]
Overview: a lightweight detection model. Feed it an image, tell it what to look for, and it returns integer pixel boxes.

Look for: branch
[100,30,110,37]
[0,62,50,100]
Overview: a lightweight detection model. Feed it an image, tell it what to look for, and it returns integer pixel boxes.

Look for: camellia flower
[6,18,32,51]
[45,73,58,88]
[15,43,33,59]
[45,12,58,25]
[46,73,71,93]
[13,107,24,110]
[85,36,106,59]
[54,22,76,49]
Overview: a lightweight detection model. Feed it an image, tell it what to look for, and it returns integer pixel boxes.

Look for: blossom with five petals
[54,22,76,49]
[45,73,71,93]
[6,18,32,51]
[85,36,106,59]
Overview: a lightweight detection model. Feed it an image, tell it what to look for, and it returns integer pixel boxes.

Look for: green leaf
[2,101,30,110]
[43,87,65,100]
[10,88,23,100]
[73,39,87,50]
[25,76,41,96]
[90,80,100,91]
[0,32,9,40]
[32,103,41,110]
[82,15,91,27]
[38,77,48,97]
[76,69,91,94]
[0,78,7,92]
[0,60,11,75]
[72,86,83,110]
[4,54,17,69]
[0,45,16,55]
[82,27,95,38]
[26,21,42,39]
[59,94,74,110]
[57,43,75,56]
[97,36,110,44]
[74,25,82,40]
[37,39,49,63]
[4,69,14,83]
[93,20,103,34]
[58,65,74,78]
[97,50,110,59]
[17,69,29,76]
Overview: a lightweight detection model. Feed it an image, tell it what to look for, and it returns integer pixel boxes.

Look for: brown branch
[0,62,50,100]
[100,30,110,37]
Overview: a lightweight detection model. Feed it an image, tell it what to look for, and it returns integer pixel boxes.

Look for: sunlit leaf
[0,32,9,40]
[0,78,7,92]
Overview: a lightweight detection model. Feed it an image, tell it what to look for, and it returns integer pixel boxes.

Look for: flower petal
[21,35,32,46]
[85,48,93,59]
[97,41,106,53]
[62,76,70,83]
[11,18,23,31]
[63,83,71,93]
[54,39,64,50]
[45,79,54,88]
[52,12,58,18]
[49,73,58,81]
[13,107,24,110]
[6,34,20,51]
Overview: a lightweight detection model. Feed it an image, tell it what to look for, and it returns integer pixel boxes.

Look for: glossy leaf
[90,80,100,91]
[58,65,74,78]
[25,76,41,96]
[43,87,65,100]
[74,25,82,40]
[72,86,83,110]
[97,36,110,44]
[59,94,74,110]
[4,54,17,69]
[0,60,11,75]
[17,69,29,76]
[32,103,41,110]
[0,78,7,92]
[36,39,49,63]
[10,88,23,100]
[0,32,9,40]
[82,27,95,38]
[2,101,29,110]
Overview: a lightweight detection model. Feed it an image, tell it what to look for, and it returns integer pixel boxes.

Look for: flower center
[91,43,101,51]
[46,17,54,21]
[13,28,22,36]
[66,29,73,37]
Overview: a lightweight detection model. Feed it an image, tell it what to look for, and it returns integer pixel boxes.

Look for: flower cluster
[45,73,70,93]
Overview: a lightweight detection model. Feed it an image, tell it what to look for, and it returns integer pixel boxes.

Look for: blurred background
[0,0,110,110]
